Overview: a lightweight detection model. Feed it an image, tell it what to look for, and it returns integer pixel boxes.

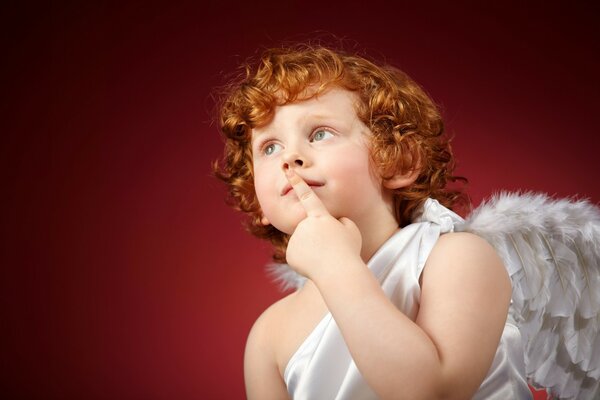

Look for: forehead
[252,87,361,137]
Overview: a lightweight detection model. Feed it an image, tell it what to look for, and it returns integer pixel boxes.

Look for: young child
[214,44,532,399]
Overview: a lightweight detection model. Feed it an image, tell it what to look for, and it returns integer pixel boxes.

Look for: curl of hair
[213,44,469,262]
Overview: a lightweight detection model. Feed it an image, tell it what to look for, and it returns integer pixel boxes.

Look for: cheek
[253,161,286,222]
[332,147,375,183]
[323,148,382,214]
[253,166,272,210]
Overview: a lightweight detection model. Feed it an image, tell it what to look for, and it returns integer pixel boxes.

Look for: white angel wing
[459,192,600,399]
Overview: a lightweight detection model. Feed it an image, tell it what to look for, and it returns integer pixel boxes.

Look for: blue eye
[263,143,282,156]
[311,129,334,142]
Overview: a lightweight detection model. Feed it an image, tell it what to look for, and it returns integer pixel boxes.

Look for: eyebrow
[300,113,338,124]
[261,113,339,134]
[250,128,269,145]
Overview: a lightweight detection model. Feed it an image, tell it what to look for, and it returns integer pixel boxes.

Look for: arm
[244,307,291,400]
[314,232,511,400]
[285,170,512,400]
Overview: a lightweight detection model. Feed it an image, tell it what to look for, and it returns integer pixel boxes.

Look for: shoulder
[425,231,510,290]
[432,231,500,258]
[244,292,296,399]
[246,291,296,360]
[422,231,511,298]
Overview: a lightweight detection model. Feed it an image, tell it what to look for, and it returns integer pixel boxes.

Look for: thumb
[339,217,362,240]
[339,216,356,228]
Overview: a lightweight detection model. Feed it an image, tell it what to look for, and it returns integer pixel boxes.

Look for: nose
[281,151,306,170]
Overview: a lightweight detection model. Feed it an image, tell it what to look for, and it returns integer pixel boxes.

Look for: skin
[244,88,512,400]
[251,88,400,260]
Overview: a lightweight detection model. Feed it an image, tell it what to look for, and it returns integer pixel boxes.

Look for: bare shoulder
[244,292,296,400]
[432,231,501,258]
[245,291,297,363]
[421,232,511,320]
[424,231,510,291]
[245,280,329,399]
[247,292,297,349]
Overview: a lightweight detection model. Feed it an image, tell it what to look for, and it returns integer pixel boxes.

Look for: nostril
[282,162,290,170]
[295,159,303,166]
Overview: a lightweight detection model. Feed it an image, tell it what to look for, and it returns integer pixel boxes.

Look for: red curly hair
[214,44,468,262]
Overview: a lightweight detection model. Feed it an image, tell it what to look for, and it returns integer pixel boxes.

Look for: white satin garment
[283,198,532,399]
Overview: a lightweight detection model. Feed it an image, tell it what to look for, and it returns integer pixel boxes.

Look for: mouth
[281,180,324,196]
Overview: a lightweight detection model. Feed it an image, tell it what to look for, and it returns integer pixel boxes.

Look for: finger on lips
[284,166,328,217]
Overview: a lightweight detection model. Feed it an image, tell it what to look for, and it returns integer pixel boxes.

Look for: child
[214,44,535,399]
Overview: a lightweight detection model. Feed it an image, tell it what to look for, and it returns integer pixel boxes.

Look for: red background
[2,1,598,399]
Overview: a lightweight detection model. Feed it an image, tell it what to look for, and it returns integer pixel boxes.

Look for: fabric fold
[283,198,531,399]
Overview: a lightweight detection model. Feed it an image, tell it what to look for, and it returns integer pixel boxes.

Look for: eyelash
[258,126,336,156]
[310,127,335,141]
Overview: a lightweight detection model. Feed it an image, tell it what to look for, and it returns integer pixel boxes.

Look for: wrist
[309,255,367,288]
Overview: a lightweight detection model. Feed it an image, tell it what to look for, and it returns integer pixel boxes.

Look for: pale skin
[244,88,512,400]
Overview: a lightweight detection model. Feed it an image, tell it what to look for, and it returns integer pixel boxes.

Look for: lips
[281,179,324,196]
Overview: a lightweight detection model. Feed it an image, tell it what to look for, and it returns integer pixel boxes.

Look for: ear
[382,168,419,190]
[260,215,270,226]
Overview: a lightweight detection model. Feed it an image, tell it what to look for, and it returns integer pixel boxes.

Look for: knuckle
[299,190,313,201]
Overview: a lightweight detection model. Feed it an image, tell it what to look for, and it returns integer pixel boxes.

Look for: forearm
[281,173,504,398]
[312,259,448,400]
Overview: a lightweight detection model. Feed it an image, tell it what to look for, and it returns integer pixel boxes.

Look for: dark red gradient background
[2,2,598,399]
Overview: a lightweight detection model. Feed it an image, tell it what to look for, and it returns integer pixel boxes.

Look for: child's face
[251,87,393,235]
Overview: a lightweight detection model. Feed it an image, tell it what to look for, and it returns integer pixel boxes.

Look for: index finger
[285,168,329,217]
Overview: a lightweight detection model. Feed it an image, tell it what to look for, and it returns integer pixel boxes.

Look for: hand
[284,167,363,281]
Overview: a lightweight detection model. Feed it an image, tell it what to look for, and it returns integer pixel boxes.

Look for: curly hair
[213,44,468,262]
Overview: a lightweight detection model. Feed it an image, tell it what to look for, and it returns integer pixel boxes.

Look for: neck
[357,211,400,263]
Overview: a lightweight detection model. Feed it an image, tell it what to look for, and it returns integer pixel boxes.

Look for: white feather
[461,192,600,399]
[265,191,600,398]
[266,262,306,291]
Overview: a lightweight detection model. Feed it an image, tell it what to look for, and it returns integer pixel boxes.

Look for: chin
[270,213,307,235]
